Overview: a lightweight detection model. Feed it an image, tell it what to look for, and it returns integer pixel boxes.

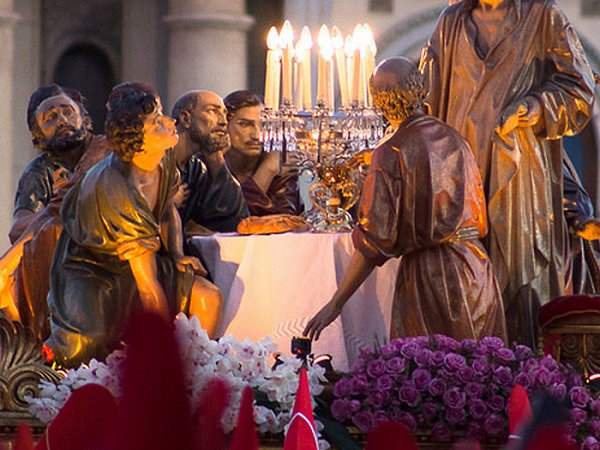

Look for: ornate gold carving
[0,318,61,413]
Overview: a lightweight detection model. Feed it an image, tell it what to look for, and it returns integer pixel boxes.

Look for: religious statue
[224,90,302,216]
[0,86,110,339]
[45,82,222,367]
[419,0,597,346]
[304,57,507,342]
[171,90,249,233]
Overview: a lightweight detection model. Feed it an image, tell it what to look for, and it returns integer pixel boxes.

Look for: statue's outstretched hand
[576,219,600,241]
[303,300,342,342]
[175,255,208,277]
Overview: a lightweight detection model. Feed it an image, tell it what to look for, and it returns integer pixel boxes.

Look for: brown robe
[419,0,595,346]
[15,135,111,340]
[240,174,301,216]
[353,114,506,340]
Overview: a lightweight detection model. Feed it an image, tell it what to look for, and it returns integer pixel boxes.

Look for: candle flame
[331,26,344,49]
[279,20,294,48]
[300,26,313,49]
[363,24,377,56]
[318,25,333,60]
[267,27,279,50]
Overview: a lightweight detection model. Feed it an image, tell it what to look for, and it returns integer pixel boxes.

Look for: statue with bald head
[171,90,248,233]
[304,57,507,343]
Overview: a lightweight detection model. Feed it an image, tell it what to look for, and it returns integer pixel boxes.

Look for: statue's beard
[41,126,88,154]
[190,127,229,154]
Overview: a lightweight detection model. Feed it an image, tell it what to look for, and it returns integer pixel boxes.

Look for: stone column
[164,0,254,107]
[122,0,160,89]
[0,0,19,250]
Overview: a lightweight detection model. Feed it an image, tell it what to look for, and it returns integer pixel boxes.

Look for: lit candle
[331,26,349,108]
[300,26,313,110]
[279,20,294,107]
[345,35,355,105]
[351,25,363,106]
[264,27,281,110]
[317,25,334,109]
[363,24,377,107]
[293,40,304,110]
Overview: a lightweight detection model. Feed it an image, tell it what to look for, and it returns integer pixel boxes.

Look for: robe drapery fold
[420,0,595,346]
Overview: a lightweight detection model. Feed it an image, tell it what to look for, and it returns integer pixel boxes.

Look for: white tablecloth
[188,232,399,371]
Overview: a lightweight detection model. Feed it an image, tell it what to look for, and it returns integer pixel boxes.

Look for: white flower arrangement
[26,313,330,449]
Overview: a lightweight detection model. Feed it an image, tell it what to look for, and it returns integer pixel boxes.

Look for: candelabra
[261,21,385,232]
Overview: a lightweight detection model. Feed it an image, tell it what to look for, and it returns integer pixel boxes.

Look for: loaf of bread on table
[237,214,310,235]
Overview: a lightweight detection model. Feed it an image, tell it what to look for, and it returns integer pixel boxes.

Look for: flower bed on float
[25,320,600,450]
[331,335,600,449]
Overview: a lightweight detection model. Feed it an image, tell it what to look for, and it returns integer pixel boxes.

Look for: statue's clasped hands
[495,96,542,138]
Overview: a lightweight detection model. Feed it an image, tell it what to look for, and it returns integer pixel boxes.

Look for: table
[188,232,399,371]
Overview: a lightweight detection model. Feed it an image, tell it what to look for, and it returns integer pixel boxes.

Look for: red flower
[41,343,55,364]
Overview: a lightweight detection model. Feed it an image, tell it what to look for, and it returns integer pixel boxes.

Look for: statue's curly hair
[105,82,159,162]
[370,67,427,123]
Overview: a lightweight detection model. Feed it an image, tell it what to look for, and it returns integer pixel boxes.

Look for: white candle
[293,41,304,110]
[345,35,355,106]
[351,25,363,106]
[317,25,334,109]
[363,24,377,107]
[300,26,313,111]
[264,27,280,110]
[280,20,294,107]
[331,26,349,108]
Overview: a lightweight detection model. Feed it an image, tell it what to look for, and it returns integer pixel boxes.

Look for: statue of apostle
[419,0,597,347]
[45,82,222,367]
[304,58,507,342]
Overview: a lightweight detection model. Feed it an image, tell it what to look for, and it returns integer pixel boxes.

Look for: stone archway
[53,43,116,134]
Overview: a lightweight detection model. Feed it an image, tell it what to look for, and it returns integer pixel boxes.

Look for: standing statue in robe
[304,58,507,342]
[46,82,222,367]
[419,0,596,346]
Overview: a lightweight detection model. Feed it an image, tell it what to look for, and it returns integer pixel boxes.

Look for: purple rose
[591,418,600,439]
[583,436,600,450]
[445,407,466,425]
[493,366,513,386]
[514,344,533,361]
[373,411,390,426]
[481,336,505,351]
[412,368,432,391]
[391,338,406,352]
[458,366,475,382]
[397,412,417,432]
[349,399,361,413]
[551,370,567,385]
[428,377,448,397]
[569,386,591,409]
[351,374,369,395]
[422,401,439,422]
[369,390,388,408]
[432,421,452,441]
[400,342,420,359]
[415,349,433,367]
[461,339,478,354]
[551,383,567,401]
[467,422,485,440]
[473,358,490,376]
[376,374,394,392]
[353,410,375,432]
[431,351,445,367]
[494,348,516,363]
[514,372,532,388]
[385,356,406,374]
[468,399,488,420]
[593,400,600,416]
[367,358,386,378]
[444,353,467,372]
[488,394,505,413]
[465,382,484,398]
[534,367,553,386]
[333,378,352,398]
[398,383,420,407]
[443,387,466,410]
[380,342,398,359]
[483,414,505,436]
[540,355,559,372]
[571,407,588,426]
[331,399,350,420]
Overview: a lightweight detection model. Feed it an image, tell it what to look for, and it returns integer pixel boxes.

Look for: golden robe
[419,0,596,346]
[46,151,193,367]
[353,114,507,340]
